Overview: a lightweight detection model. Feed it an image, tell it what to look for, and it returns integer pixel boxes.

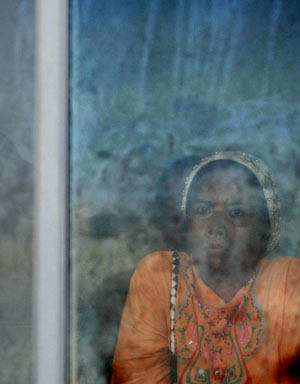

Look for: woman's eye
[229,208,246,218]
[195,206,210,215]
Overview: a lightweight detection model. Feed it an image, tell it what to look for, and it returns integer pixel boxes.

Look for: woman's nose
[207,217,227,238]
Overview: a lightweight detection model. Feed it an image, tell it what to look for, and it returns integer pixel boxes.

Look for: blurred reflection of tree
[150,155,201,251]
[79,155,202,383]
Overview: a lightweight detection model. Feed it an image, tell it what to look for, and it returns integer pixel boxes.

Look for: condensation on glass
[69,1,300,383]
[0,1,34,383]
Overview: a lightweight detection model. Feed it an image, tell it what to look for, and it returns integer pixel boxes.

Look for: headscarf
[181,151,281,252]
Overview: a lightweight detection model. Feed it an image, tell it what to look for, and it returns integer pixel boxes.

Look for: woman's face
[187,167,268,274]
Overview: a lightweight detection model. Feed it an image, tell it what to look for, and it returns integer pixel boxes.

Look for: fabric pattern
[111,252,300,384]
[174,255,263,384]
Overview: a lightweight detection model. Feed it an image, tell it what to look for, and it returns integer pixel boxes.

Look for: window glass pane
[0,1,34,383]
[69,1,300,383]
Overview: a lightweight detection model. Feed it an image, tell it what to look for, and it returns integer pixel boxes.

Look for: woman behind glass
[111,152,300,384]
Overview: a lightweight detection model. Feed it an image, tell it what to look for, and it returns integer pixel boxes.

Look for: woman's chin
[206,252,229,272]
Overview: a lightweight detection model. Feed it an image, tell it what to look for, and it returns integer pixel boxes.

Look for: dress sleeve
[111,252,172,384]
[279,257,300,382]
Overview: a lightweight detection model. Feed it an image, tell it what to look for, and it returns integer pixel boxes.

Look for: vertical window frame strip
[34,0,69,383]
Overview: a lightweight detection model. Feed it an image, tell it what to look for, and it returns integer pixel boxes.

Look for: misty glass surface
[69,1,300,383]
[0,1,34,383]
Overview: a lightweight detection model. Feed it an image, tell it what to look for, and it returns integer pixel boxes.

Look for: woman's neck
[194,258,256,302]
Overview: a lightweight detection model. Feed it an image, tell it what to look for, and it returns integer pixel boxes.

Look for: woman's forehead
[199,167,251,182]
[192,168,262,200]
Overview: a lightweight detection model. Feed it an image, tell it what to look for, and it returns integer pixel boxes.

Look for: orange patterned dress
[111,251,300,383]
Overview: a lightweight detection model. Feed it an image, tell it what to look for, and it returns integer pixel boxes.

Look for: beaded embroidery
[170,250,180,355]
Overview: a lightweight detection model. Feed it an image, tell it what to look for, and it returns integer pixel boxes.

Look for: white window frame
[34,0,69,383]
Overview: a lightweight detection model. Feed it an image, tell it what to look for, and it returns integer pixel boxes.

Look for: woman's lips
[207,245,225,255]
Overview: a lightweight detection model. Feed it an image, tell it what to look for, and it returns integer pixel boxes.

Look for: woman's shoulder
[135,250,191,274]
[128,251,175,293]
[136,250,173,272]
[259,256,300,278]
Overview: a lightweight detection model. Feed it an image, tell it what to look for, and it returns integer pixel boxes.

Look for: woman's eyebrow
[193,200,213,205]
[227,202,252,206]
[194,201,251,205]
[192,201,256,207]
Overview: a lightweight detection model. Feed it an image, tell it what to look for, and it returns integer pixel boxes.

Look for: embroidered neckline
[174,255,264,384]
